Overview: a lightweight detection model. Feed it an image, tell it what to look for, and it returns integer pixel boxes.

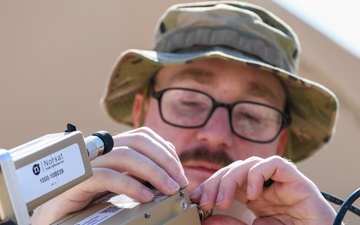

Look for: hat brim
[102,48,339,162]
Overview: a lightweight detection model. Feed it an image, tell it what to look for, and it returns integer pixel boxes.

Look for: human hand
[91,126,188,197]
[190,156,336,225]
[31,127,188,225]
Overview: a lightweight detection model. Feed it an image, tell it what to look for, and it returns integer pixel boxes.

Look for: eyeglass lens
[157,88,284,143]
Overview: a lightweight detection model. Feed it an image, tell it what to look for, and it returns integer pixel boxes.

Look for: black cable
[321,191,360,216]
[328,188,360,225]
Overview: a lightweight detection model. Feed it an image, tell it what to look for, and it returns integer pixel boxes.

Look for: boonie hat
[101,1,339,162]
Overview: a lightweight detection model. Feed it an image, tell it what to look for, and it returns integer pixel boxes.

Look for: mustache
[178,148,233,168]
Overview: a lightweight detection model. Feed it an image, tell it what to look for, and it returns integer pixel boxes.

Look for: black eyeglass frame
[151,87,292,144]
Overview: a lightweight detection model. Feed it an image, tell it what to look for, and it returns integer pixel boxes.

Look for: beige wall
[1,0,360,222]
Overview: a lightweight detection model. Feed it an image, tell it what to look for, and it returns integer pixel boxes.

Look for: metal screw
[180,199,188,211]
[144,212,151,219]
[179,191,185,197]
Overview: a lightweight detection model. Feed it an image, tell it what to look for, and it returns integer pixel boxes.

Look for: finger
[190,159,258,210]
[216,168,245,209]
[92,133,188,189]
[98,146,184,195]
[216,158,261,209]
[112,127,188,187]
[189,167,229,206]
[118,127,180,162]
[246,156,300,201]
[76,168,155,202]
[189,182,204,203]
[196,168,229,210]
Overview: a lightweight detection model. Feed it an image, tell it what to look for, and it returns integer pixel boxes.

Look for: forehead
[154,58,286,108]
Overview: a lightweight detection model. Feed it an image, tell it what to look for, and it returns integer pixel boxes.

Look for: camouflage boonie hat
[101,1,339,162]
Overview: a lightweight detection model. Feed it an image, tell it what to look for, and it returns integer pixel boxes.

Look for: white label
[16,143,85,203]
[108,194,140,209]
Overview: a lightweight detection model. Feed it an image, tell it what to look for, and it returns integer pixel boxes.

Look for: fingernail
[190,187,202,199]
[200,193,208,206]
[142,187,154,201]
[247,185,253,198]
[167,141,175,151]
[216,192,224,205]
[167,178,180,193]
[178,175,189,188]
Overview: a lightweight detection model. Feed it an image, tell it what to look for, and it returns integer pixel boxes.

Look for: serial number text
[39,168,64,183]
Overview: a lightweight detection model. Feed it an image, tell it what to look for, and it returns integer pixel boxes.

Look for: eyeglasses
[152,88,291,143]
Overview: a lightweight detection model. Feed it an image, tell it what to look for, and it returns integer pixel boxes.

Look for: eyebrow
[167,68,216,85]
[245,81,279,106]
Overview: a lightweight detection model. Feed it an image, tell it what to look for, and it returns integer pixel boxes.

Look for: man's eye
[181,101,201,106]
[179,101,207,111]
[234,112,262,123]
[242,113,259,121]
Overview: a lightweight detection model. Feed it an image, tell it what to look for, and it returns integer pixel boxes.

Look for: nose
[196,107,234,150]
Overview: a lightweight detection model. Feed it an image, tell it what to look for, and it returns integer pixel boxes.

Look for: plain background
[1,1,360,223]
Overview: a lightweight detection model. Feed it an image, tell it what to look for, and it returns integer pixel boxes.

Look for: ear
[132,93,145,128]
[276,127,288,156]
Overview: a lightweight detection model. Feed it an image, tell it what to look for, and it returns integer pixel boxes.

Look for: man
[31,1,339,224]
